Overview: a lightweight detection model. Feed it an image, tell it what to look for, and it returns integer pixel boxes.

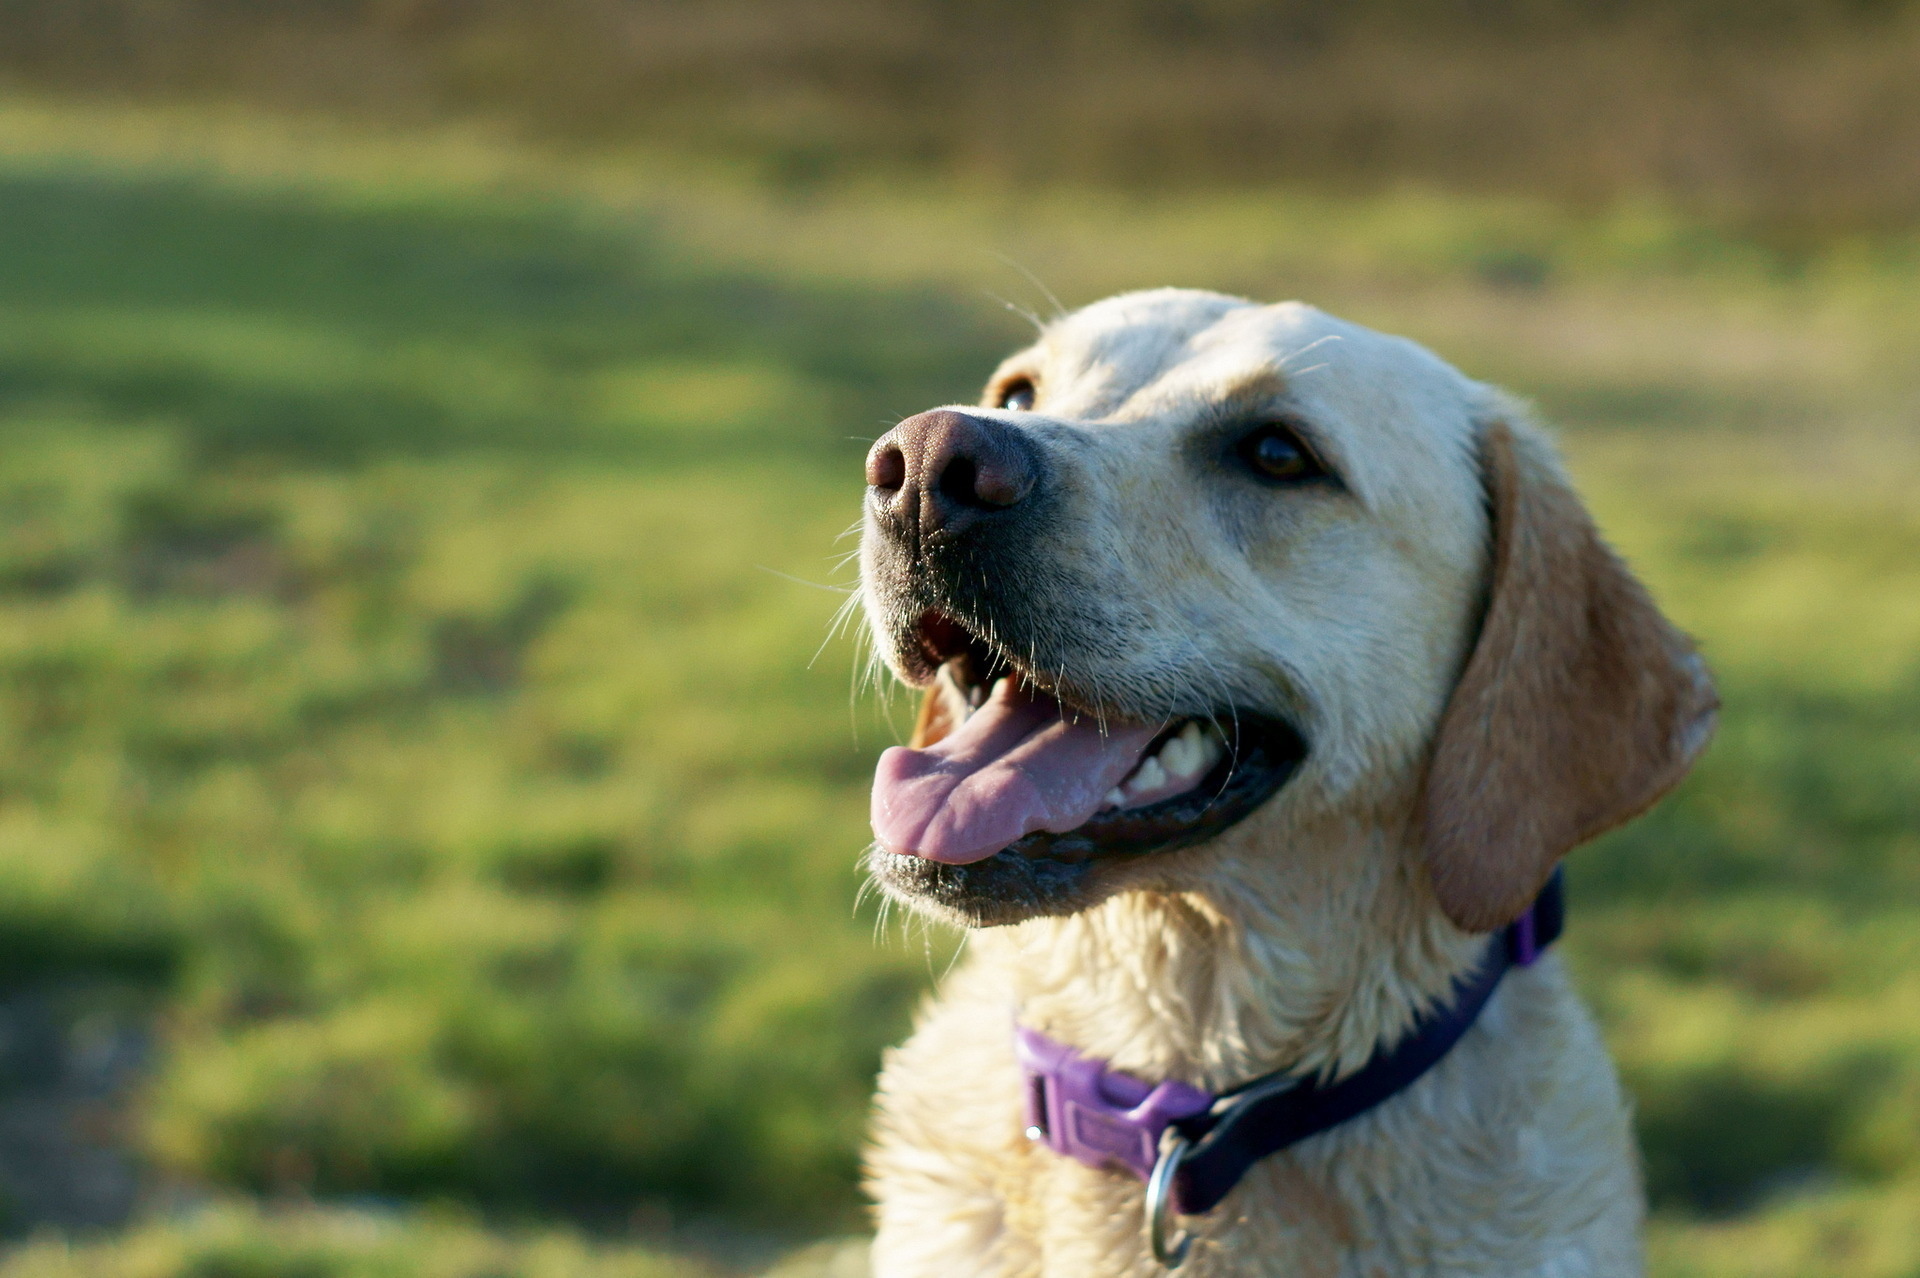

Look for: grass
[0,100,1915,1274]
[7,1,1920,226]
[0,126,1010,1237]
[0,1203,712,1278]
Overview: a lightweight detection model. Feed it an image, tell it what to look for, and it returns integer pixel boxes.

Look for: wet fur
[859,291,1714,1276]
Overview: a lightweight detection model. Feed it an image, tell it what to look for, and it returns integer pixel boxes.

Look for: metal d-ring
[1145,1129,1196,1269]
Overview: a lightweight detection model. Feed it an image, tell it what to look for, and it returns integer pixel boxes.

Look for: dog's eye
[997,379,1037,412]
[1237,424,1323,482]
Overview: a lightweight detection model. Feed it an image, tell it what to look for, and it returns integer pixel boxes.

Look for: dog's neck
[976,800,1483,1094]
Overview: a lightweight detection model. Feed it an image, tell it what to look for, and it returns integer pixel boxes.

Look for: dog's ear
[1420,420,1718,932]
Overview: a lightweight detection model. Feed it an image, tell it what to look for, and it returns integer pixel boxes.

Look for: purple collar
[1016,870,1565,1232]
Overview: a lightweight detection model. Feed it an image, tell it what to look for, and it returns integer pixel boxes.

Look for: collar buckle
[1015,1026,1214,1181]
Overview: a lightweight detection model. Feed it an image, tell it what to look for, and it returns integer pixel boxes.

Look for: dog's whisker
[988,251,1069,321]
[1277,333,1342,369]
[870,883,900,946]
[853,861,882,918]
[763,564,855,595]
[983,289,1047,336]
[814,590,867,671]
[937,933,969,982]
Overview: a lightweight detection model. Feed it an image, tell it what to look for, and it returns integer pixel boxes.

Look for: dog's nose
[866,410,1038,536]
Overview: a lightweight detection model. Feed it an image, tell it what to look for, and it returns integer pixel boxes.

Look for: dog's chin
[867,712,1307,928]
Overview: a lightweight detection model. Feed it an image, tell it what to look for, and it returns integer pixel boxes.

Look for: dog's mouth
[870,612,1307,880]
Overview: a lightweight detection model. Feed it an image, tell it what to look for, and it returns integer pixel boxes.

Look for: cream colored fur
[861,291,1699,1277]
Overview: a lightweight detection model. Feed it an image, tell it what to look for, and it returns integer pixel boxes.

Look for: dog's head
[860,290,1716,930]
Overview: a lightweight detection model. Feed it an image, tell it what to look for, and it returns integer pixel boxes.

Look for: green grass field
[0,103,1915,1276]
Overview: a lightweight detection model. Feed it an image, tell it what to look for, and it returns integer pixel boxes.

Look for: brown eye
[997,379,1036,411]
[1238,424,1321,482]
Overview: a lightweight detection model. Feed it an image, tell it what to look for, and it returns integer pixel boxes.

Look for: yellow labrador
[856,290,1715,1277]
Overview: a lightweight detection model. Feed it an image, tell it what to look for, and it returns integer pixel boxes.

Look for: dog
[855,289,1715,1277]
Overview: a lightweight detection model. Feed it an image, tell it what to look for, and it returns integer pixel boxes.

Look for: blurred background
[0,2,1913,1275]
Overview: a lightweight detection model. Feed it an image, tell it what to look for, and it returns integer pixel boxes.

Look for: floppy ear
[1420,420,1718,932]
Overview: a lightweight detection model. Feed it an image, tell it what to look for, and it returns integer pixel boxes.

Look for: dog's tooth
[1105,787,1126,809]
[1129,756,1167,795]
[1166,720,1217,779]
[1194,726,1224,771]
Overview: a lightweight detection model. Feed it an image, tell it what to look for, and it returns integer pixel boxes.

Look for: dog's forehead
[1029,289,1251,408]
[1034,292,1479,483]
[1041,289,1251,380]
[1037,291,1465,418]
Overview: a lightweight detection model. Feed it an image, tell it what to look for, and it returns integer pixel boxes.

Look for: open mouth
[870,612,1307,876]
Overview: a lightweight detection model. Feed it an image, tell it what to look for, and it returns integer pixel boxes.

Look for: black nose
[866,409,1038,537]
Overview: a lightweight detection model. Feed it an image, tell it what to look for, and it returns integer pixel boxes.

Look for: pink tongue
[871,680,1160,865]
